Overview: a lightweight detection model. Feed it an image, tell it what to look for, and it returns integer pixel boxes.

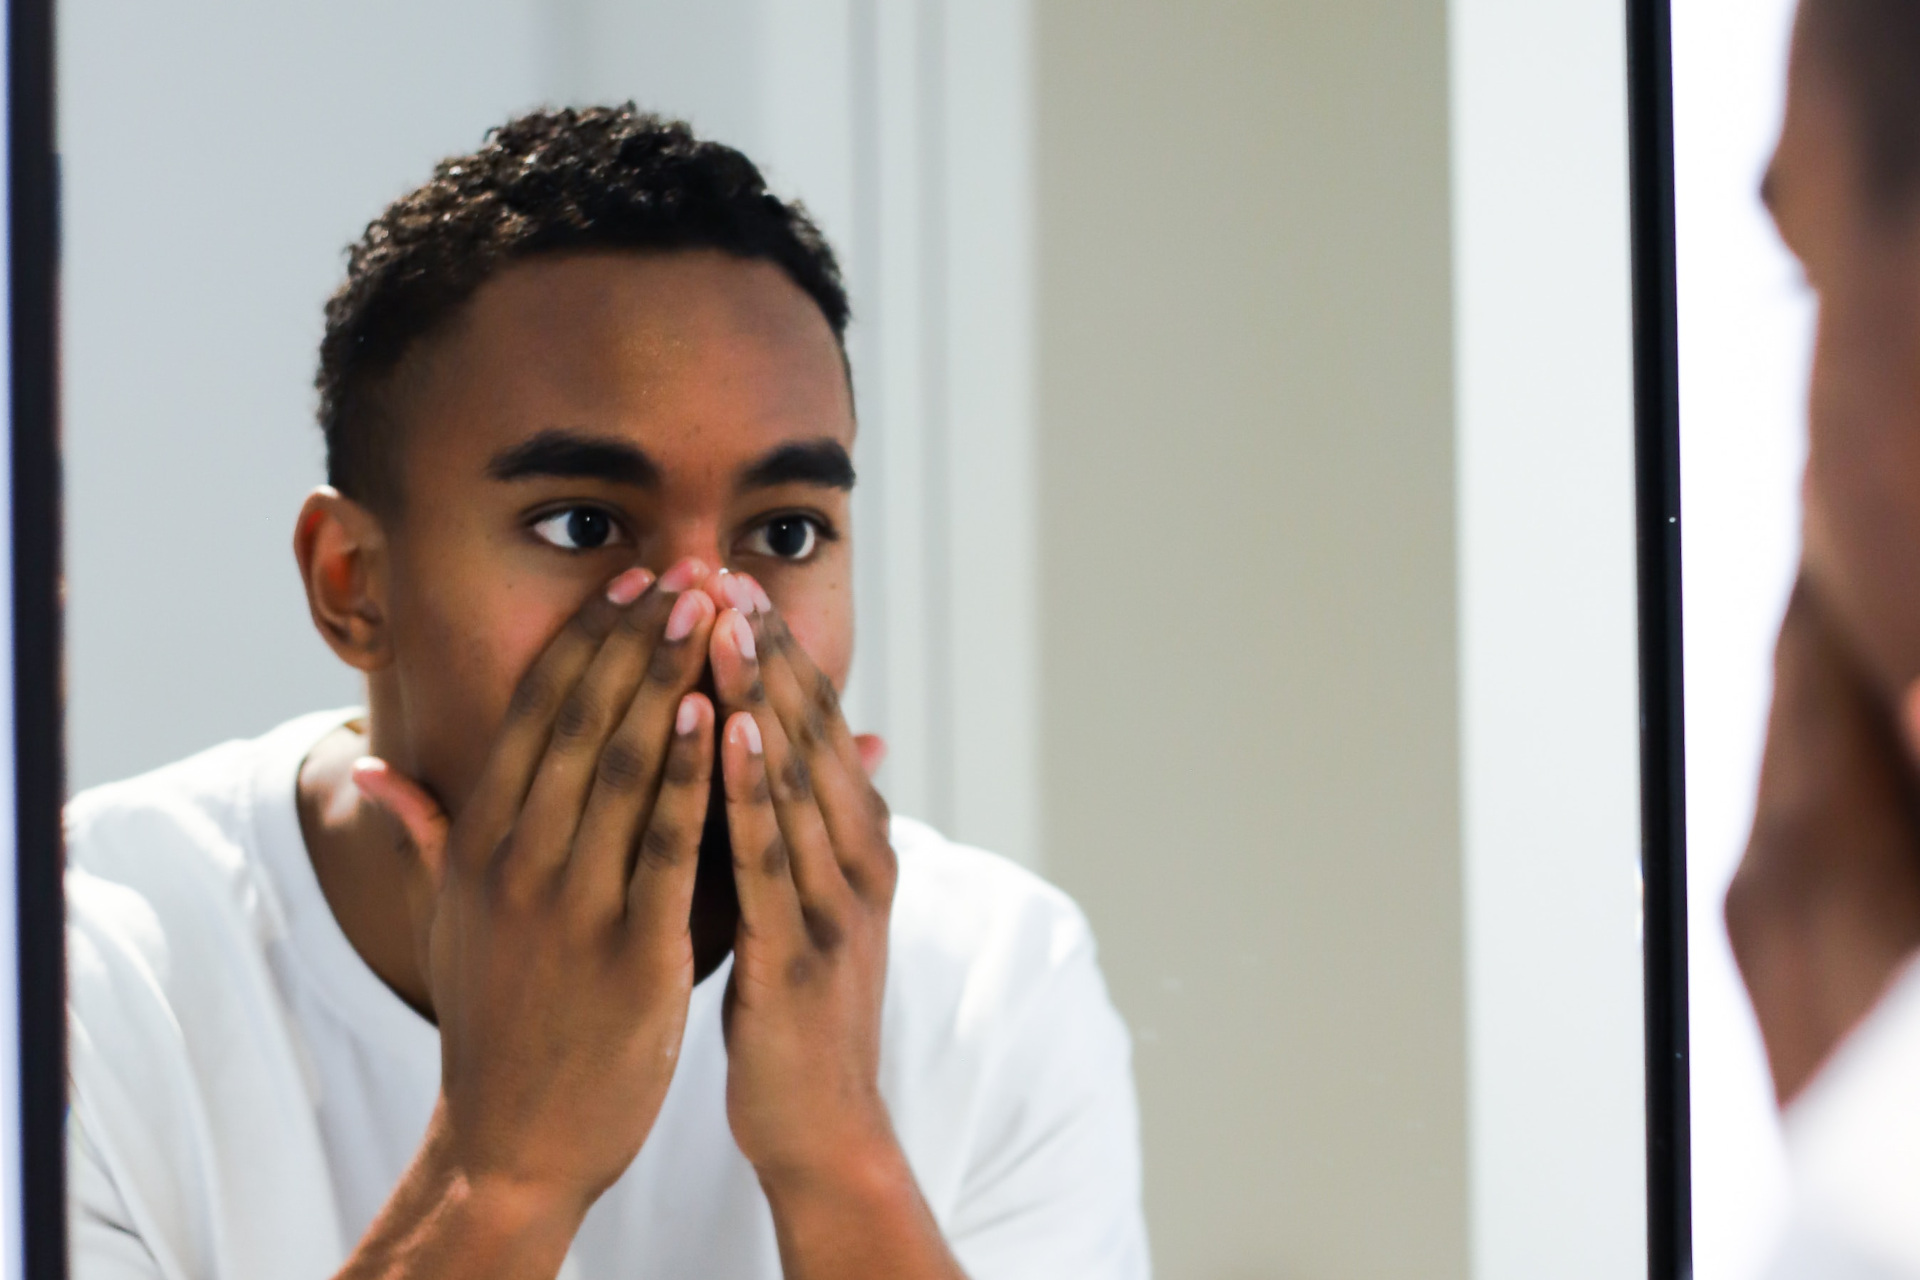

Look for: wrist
[342,1117,590,1280]
[414,1105,595,1249]
[756,1126,915,1215]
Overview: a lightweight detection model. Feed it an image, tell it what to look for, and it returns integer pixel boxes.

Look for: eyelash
[525,505,840,560]
[528,504,630,553]
[738,511,839,563]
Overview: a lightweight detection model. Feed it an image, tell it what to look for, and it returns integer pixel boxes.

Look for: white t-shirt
[67,710,1148,1280]
[1764,952,1920,1280]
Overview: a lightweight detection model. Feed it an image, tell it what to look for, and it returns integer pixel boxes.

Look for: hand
[352,559,720,1226]
[702,575,962,1280]
[1727,576,1920,1103]
[702,572,899,1186]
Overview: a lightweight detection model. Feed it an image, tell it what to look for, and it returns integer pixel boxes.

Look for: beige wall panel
[1034,3,1466,1276]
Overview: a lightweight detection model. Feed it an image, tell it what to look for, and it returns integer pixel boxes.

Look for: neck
[297,717,438,1017]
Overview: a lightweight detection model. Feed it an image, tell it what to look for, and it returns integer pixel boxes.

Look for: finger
[732,587,890,893]
[462,564,657,841]
[854,734,887,778]
[352,757,451,888]
[711,610,853,922]
[565,590,718,911]
[623,693,714,955]
[512,560,710,885]
[720,711,807,949]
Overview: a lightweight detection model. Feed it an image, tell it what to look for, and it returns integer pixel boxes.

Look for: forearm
[762,1141,967,1280]
[337,1104,586,1280]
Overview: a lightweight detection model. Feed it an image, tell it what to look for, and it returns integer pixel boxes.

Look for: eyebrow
[737,438,857,492]
[486,430,661,488]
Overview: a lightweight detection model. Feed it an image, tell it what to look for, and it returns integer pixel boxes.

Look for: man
[1725,0,1920,1274]
[66,108,1147,1280]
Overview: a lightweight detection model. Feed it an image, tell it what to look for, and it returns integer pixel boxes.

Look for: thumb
[853,733,888,779]
[351,756,451,885]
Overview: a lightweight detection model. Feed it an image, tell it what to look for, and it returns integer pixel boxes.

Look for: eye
[531,506,626,552]
[741,514,824,563]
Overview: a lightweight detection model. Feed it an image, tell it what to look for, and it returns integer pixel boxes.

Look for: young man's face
[368,249,856,817]
[1770,9,1920,697]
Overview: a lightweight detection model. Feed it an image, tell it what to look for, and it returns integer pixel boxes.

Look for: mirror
[1673,0,1920,1277]
[52,2,1666,1277]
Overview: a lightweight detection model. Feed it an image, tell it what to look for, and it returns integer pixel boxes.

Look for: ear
[294,486,392,672]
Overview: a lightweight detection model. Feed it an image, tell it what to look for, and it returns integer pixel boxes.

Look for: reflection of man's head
[1767,0,1920,698]
[295,109,860,963]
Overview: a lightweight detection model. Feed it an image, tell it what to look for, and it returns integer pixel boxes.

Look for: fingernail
[728,610,757,660]
[736,714,764,756]
[745,576,773,615]
[722,575,757,615]
[605,566,654,606]
[676,695,701,736]
[665,590,708,642]
[658,557,710,593]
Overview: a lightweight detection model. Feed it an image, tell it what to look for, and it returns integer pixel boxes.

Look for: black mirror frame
[1627,0,1691,1278]
[12,0,63,1273]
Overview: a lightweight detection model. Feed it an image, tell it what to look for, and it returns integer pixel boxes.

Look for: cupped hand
[1728,576,1920,1102]
[353,559,720,1216]
[701,571,901,1191]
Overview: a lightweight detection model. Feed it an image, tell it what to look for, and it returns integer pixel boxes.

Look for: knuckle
[551,690,601,744]
[745,680,767,706]
[801,905,845,952]
[639,821,686,868]
[645,642,684,684]
[778,756,813,800]
[801,704,828,749]
[759,835,791,876]
[785,954,817,988]
[663,745,702,787]
[595,738,651,794]
[812,673,838,716]
[507,668,559,722]
[571,599,617,642]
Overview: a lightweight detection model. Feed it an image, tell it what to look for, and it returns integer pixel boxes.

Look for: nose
[649,523,729,582]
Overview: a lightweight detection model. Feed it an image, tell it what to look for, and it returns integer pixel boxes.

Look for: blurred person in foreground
[64,108,1146,1280]
[1728,1,1920,1275]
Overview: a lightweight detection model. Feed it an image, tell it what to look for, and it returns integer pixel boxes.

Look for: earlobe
[294,486,392,672]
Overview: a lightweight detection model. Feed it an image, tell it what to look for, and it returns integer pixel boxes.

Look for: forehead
[390,249,854,478]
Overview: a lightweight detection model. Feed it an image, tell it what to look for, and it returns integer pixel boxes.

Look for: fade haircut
[1803,0,1920,219]
[317,105,851,515]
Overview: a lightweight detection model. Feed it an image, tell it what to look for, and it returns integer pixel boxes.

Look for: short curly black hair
[317,105,850,514]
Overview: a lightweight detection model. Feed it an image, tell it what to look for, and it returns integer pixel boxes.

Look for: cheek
[390,561,589,798]
[771,577,854,690]
[1803,289,1920,682]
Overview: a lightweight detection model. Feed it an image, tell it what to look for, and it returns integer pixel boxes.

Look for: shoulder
[883,816,1122,1073]
[66,720,348,1276]
[888,815,1101,992]
[66,711,347,940]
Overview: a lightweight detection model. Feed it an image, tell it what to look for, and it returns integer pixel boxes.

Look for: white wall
[59,0,1040,869]
[59,0,548,790]
[1672,1,1809,1276]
